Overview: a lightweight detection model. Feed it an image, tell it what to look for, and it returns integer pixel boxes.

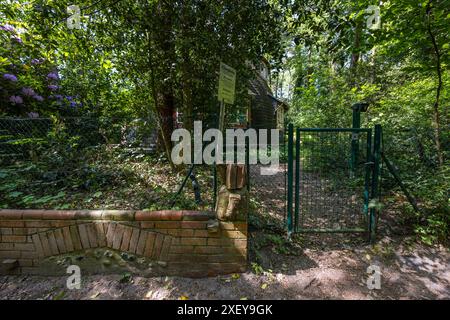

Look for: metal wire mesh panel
[0,117,158,162]
[291,128,372,233]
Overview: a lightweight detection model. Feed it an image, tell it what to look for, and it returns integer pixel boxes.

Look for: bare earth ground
[0,165,449,300]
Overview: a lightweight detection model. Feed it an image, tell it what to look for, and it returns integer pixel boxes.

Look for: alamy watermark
[365,5,381,30]
[67,5,81,29]
[66,265,81,290]
[366,265,381,290]
[171,121,280,175]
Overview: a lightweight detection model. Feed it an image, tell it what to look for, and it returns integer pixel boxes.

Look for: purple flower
[66,95,73,101]
[27,112,39,118]
[31,59,40,65]
[48,84,59,91]
[53,94,63,100]
[12,36,22,44]
[70,101,77,108]
[33,95,44,102]
[0,24,14,32]
[21,87,36,96]
[9,95,23,105]
[3,73,17,82]
[47,72,59,80]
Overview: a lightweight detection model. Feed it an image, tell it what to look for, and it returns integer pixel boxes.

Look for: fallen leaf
[261,283,268,290]
[179,295,189,300]
[231,273,240,280]
[90,292,100,299]
[240,297,248,300]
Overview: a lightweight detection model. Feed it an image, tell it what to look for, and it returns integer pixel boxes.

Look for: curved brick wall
[0,210,247,277]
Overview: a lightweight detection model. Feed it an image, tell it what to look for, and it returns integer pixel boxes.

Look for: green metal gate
[286,124,382,242]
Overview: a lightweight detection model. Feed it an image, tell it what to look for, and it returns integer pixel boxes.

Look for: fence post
[370,124,382,243]
[287,123,294,235]
[294,128,300,232]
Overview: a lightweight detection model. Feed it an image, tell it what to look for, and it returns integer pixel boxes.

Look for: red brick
[41,211,76,220]
[25,221,51,228]
[22,210,44,220]
[180,238,207,246]
[136,231,148,255]
[78,224,91,249]
[38,233,52,257]
[0,210,23,219]
[154,221,180,229]
[128,228,140,253]
[62,227,74,252]
[169,245,194,254]
[0,228,12,235]
[207,238,230,246]
[0,243,14,250]
[14,243,34,251]
[140,221,154,229]
[69,225,82,251]
[166,229,181,237]
[120,226,133,252]
[193,230,210,237]
[152,234,165,259]
[101,210,135,221]
[12,228,29,235]
[112,224,125,250]
[0,251,21,259]
[1,235,26,243]
[194,246,223,254]
[105,223,116,248]
[160,236,172,260]
[144,232,155,257]
[181,221,207,229]
[86,224,99,248]
[46,231,59,255]
[0,221,25,228]
[51,221,75,228]
[95,222,107,247]
[181,211,212,221]
[54,229,67,253]
[135,211,160,221]
[74,210,102,220]
[21,251,38,259]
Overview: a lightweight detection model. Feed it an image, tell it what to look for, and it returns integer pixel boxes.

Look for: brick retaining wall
[0,210,247,277]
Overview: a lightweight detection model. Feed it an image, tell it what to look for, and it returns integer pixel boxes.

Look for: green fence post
[370,124,382,243]
[363,130,372,218]
[287,123,294,235]
[294,128,300,232]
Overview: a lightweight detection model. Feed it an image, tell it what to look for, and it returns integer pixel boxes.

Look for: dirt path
[0,165,449,300]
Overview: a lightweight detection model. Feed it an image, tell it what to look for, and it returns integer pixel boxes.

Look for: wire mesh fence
[293,129,371,232]
[0,117,158,162]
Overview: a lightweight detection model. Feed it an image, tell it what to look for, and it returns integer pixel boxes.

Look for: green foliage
[285,0,449,244]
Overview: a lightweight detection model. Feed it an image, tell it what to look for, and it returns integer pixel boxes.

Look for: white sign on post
[218,62,236,105]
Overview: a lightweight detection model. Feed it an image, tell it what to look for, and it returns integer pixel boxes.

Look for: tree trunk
[426,1,444,167]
